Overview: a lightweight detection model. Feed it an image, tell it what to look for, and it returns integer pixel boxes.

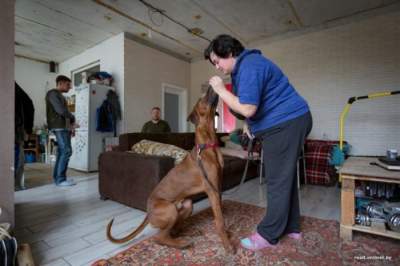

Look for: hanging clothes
[96,90,122,136]
[96,100,114,133]
[106,89,121,136]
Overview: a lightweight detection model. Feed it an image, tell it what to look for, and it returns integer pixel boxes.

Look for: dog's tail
[106,215,149,244]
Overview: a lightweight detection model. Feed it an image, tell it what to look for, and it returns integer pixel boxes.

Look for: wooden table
[339,156,400,241]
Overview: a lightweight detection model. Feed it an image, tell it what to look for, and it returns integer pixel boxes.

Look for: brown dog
[106,87,234,253]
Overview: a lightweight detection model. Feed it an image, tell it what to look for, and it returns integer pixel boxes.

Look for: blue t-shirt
[231,49,309,134]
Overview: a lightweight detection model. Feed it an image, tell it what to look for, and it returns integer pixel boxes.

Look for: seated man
[141,107,171,133]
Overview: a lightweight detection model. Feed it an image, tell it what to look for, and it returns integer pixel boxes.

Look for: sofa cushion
[129,139,189,165]
[119,133,196,151]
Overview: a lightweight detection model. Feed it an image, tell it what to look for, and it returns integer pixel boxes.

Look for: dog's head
[187,86,219,126]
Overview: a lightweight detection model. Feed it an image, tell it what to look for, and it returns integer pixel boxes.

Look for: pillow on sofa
[129,139,189,165]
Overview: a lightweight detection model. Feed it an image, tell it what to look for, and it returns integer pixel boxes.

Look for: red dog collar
[196,143,219,155]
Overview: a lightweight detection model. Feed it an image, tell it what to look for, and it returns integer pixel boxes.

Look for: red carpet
[93,200,400,265]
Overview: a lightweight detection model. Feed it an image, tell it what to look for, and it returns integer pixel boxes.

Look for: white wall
[59,33,125,132]
[257,12,400,156]
[15,57,57,128]
[0,0,14,226]
[124,37,190,133]
[58,32,190,134]
[190,12,400,156]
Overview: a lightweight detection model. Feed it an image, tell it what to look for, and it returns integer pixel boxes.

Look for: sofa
[99,132,259,211]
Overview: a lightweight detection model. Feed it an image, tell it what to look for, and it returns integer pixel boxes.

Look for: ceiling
[15,0,400,63]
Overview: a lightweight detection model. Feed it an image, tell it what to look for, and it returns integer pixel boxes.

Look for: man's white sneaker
[56,179,76,187]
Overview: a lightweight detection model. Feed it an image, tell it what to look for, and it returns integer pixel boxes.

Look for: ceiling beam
[92,0,201,54]
[287,0,304,27]
[125,32,190,62]
[15,54,52,64]
[250,1,400,47]
[190,0,248,45]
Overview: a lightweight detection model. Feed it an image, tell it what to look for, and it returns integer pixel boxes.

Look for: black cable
[138,0,211,42]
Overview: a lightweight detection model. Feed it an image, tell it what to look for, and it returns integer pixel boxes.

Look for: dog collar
[196,143,219,155]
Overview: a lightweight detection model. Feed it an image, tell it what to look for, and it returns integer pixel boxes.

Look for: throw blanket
[305,139,340,185]
[129,139,188,165]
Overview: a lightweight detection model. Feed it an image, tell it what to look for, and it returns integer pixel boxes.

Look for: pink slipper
[287,232,302,240]
[240,232,276,251]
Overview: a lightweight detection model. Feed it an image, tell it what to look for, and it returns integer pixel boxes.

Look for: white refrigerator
[69,84,114,172]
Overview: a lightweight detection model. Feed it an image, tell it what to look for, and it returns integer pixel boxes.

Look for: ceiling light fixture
[188,27,204,36]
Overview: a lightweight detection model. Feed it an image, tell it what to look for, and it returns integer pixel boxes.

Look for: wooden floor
[14,170,340,266]
[23,163,94,189]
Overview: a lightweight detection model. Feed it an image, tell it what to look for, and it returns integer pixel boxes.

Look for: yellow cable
[338,90,397,182]
[368,91,391,99]
[339,104,351,150]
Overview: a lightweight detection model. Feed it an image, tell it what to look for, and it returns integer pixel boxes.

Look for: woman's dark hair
[204,34,244,64]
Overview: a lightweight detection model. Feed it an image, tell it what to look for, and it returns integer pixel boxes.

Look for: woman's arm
[209,76,257,118]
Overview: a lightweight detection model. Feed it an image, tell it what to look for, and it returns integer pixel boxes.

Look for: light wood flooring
[23,163,94,189]
[14,168,340,265]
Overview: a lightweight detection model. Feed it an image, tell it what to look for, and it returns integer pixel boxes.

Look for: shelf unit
[340,156,400,241]
[24,134,40,162]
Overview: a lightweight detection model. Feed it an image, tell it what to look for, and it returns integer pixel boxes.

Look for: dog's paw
[176,238,193,249]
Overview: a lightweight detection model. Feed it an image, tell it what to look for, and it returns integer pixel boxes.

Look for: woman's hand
[243,122,253,139]
[209,75,257,119]
[209,76,226,94]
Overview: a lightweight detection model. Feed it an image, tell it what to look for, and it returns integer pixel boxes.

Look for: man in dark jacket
[15,82,34,190]
[46,75,77,186]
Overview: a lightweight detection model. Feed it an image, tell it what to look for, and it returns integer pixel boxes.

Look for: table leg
[340,224,353,241]
[340,177,355,241]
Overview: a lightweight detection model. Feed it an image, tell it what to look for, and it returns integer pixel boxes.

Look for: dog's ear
[187,111,198,125]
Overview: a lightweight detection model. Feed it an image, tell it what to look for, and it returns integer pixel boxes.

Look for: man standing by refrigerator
[46,75,78,187]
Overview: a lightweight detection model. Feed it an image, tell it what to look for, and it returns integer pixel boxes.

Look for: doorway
[161,83,188,132]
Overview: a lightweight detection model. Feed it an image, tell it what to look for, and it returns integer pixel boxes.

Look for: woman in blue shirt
[205,35,312,251]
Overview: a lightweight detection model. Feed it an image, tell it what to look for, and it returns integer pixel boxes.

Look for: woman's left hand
[209,76,225,94]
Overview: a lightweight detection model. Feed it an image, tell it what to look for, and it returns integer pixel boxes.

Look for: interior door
[162,84,188,132]
[164,92,179,132]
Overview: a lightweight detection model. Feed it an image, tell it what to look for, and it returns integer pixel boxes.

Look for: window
[72,63,100,87]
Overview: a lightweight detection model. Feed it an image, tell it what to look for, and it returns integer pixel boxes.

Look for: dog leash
[195,143,221,194]
[195,140,258,196]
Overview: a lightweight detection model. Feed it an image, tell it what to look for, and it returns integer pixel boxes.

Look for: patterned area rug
[93,200,400,266]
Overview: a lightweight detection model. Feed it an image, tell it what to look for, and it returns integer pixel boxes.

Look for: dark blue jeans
[53,129,72,184]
